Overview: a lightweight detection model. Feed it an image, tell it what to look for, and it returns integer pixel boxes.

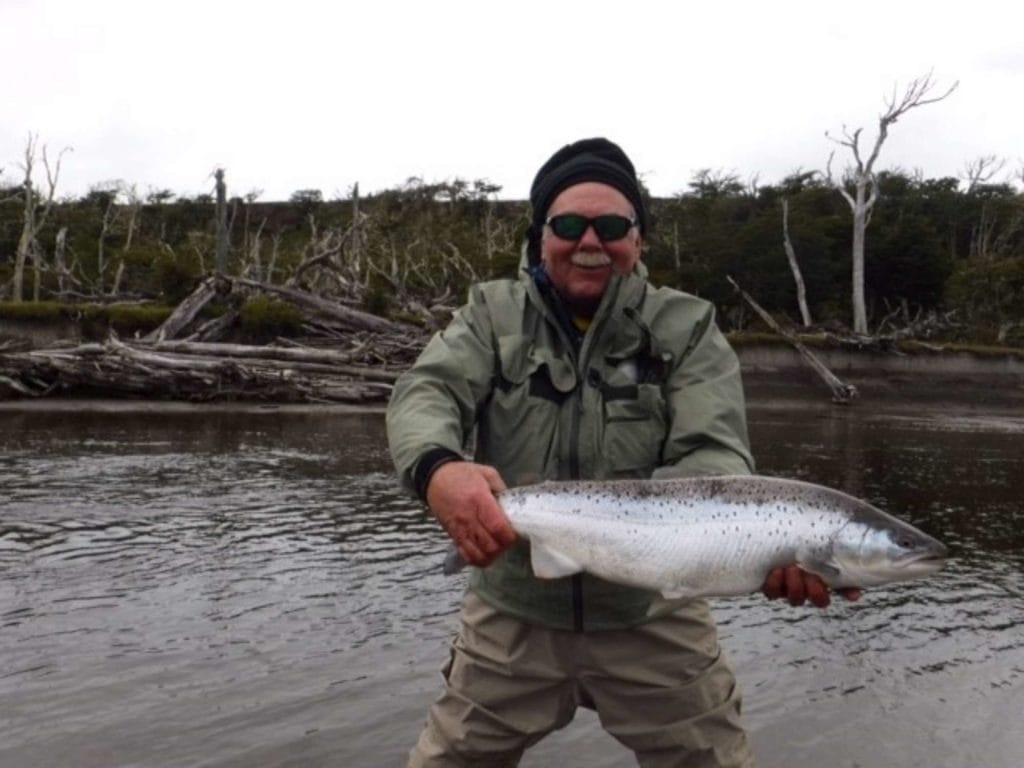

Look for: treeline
[1,170,1022,343]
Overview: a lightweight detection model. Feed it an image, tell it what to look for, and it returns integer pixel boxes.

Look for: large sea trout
[443,475,947,598]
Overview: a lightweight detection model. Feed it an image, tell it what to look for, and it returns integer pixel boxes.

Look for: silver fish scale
[499,477,862,597]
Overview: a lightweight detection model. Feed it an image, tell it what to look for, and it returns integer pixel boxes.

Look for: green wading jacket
[386,261,754,631]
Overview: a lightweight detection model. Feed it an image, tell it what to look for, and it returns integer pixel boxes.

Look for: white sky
[1,0,1022,201]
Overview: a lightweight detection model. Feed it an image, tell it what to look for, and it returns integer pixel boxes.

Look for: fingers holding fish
[762,566,864,608]
[426,460,517,567]
[762,565,821,606]
[477,464,508,495]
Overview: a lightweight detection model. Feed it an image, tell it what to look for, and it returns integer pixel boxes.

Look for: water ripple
[1,407,1022,767]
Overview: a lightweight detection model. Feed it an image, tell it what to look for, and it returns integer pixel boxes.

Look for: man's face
[540,182,642,317]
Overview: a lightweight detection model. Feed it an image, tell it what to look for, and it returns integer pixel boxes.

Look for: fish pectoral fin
[659,584,700,600]
[529,540,582,579]
[796,555,842,584]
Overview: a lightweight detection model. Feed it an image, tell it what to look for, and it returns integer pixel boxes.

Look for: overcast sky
[1,0,1022,202]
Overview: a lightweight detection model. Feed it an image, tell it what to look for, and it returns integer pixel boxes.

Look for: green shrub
[0,301,171,339]
[0,301,66,320]
[362,271,394,318]
[92,305,172,336]
[152,251,204,303]
[239,295,303,341]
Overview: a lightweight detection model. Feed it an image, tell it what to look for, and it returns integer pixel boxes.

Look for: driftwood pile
[0,277,431,404]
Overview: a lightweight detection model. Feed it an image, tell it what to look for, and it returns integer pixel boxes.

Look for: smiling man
[387,138,846,767]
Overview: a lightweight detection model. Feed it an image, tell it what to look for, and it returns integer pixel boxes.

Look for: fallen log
[127,338,401,383]
[145,276,223,343]
[0,336,398,403]
[233,277,412,335]
[727,275,857,404]
[0,266,438,402]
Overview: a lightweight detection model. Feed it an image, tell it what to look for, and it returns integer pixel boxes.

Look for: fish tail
[442,544,467,575]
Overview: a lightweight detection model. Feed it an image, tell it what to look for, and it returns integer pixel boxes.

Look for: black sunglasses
[545,213,637,242]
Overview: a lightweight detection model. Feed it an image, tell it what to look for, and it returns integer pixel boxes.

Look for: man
[387,138,855,767]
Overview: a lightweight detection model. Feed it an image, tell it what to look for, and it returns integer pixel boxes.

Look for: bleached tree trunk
[267,233,282,283]
[109,184,141,297]
[781,199,812,327]
[53,226,70,295]
[96,193,118,293]
[215,168,229,274]
[826,72,957,334]
[849,186,870,333]
[13,139,38,302]
[14,207,34,302]
[12,135,68,302]
[246,218,267,279]
[350,182,363,275]
[671,221,681,270]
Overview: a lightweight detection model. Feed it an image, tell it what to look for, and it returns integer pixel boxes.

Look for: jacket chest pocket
[601,381,667,477]
[479,335,577,473]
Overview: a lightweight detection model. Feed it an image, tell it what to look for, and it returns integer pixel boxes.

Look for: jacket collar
[519,252,649,323]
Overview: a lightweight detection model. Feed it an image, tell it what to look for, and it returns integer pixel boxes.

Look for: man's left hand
[762,565,862,608]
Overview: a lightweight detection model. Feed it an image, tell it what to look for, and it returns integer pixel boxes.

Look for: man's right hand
[426,461,517,568]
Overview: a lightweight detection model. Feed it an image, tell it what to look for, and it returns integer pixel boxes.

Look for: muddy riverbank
[3,342,1023,412]
[737,342,1024,407]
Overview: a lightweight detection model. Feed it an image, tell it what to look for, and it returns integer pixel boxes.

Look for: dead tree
[781,199,812,326]
[350,182,365,273]
[52,227,72,296]
[93,184,120,294]
[12,134,69,302]
[109,184,142,296]
[727,276,857,404]
[961,155,1007,193]
[214,168,229,274]
[826,72,957,334]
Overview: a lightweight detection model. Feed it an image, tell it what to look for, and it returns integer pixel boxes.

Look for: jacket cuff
[413,448,464,501]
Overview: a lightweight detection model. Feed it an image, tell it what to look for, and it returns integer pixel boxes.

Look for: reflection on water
[0,402,1022,768]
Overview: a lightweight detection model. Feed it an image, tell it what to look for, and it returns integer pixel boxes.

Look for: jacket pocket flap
[497,335,576,393]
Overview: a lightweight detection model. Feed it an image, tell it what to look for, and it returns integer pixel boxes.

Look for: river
[1,396,1022,768]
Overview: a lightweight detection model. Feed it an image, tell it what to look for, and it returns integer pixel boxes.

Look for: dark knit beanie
[527,137,648,263]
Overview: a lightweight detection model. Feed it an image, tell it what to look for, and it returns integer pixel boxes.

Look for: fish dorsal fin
[529,540,582,579]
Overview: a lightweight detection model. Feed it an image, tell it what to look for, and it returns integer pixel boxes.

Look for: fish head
[830,515,948,588]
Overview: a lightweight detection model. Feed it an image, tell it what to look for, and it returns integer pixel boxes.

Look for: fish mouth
[901,550,947,571]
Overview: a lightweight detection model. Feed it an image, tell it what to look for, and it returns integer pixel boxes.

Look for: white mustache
[570,252,611,268]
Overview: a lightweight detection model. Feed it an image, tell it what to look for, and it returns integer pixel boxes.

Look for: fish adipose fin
[529,541,583,579]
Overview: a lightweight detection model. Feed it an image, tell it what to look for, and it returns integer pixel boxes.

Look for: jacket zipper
[570,386,584,631]
[567,279,620,633]
[529,272,624,634]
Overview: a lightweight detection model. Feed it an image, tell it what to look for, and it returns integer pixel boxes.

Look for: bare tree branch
[961,155,1007,193]
[824,72,957,333]
[12,134,71,301]
[781,199,812,326]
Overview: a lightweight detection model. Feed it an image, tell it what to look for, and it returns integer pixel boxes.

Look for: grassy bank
[727,331,1024,360]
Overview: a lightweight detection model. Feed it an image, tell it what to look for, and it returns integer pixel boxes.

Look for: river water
[1,397,1022,768]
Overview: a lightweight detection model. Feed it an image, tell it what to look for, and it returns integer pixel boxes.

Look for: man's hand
[762,565,862,608]
[426,461,517,568]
